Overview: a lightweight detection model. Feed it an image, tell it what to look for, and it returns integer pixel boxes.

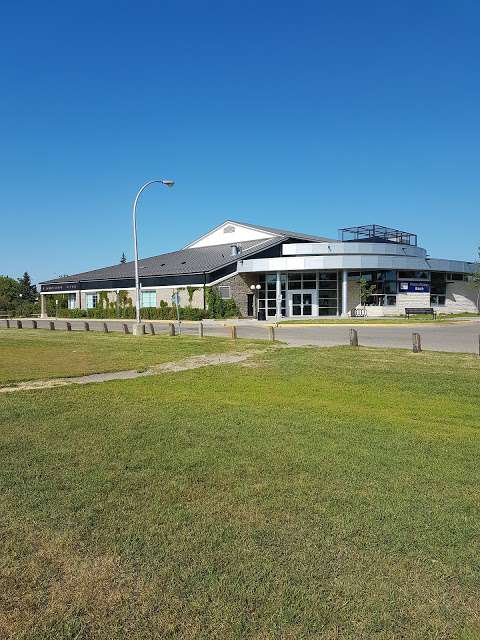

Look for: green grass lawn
[0,329,261,385]
[1,340,480,639]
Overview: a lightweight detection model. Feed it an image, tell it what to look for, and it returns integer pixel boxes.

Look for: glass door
[289,292,314,317]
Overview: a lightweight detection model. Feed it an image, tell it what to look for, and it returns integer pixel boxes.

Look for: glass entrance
[289,292,313,316]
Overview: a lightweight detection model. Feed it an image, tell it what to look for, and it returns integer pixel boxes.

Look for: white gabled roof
[185,220,333,248]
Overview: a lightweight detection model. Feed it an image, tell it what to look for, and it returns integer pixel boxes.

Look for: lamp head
[255,284,261,290]
[161,179,175,188]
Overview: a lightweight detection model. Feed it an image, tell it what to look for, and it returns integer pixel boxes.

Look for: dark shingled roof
[41,237,283,284]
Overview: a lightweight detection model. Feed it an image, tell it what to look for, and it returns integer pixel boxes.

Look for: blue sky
[2,0,479,283]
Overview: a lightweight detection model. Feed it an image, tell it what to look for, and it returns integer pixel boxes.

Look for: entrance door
[288,292,314,317]
[247,294,254,317]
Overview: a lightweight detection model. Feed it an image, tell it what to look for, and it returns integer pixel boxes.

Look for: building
[40,221,478,319]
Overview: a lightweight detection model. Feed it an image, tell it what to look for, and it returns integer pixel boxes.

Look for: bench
[405,307,436,319]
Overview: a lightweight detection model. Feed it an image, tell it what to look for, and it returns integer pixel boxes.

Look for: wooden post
[168,322,176,336]
[268,326,275,341]
[49,321,55,330]
[149,322,155,335]
[102,322,108,333]
[122,323,129,334]
[230,326,237,340]
[5,319,10,328]
[478,335,480,357]
[412,332,422,353]
[32,320,38,329]
[66,321,72,331]
[83,321,90,332]
[198,322,204,338]
[349,328,359,347]
[16,320,23,329]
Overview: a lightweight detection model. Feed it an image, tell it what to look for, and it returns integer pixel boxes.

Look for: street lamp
[132,179,174,328]
[250,283,261,319]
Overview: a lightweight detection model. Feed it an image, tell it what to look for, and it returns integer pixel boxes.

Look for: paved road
[3,317,480,354]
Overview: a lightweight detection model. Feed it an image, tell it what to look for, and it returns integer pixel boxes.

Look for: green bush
[206,287,240,318]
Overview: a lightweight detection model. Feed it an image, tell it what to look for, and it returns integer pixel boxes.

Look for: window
[141,290,156,307]
[318,271,338,315]
[219,286,231,299]
[351,271,398,307]
[398,271,430,281]
[446,272,468,282]
[67,293,76,309]
[430,272,446,305]
[86,293,98,309]
[259,274,286,316]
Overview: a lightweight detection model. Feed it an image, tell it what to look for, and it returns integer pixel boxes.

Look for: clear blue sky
[2,0,479,283]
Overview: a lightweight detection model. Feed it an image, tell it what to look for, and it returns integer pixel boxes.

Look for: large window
[398,271,430,281]
[430,272,446,305]
[350,271,397,306]
[67,293,76,309]
[318,272,338,315]
[85,292,98,309]
[258,274,286,316]
[141,290,156,307]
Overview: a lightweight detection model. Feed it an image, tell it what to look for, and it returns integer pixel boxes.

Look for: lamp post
[250,283,261,319]
[132,178,174,330]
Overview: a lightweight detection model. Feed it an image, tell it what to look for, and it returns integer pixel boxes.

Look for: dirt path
[0,351,261,394]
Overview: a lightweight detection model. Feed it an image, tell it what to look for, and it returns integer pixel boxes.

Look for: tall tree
[0,275,21,311]
[17,271,37,302]
[120,252,127,264]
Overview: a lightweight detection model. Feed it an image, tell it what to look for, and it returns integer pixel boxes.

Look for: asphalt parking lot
[5,318,480,354]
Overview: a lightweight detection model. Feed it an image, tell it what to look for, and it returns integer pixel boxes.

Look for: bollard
[102,322,108,333]
[168,322,176,336]
[16,320,23,329]
[66,321,72,331]
[83,321,90,332]
[478,335,480,357]
[6,319,10,328]
[349,328,359,347]
[32,320,38,329]
[49,321,55,330]
[149,322,155,335]
[268,326,275,341]
[230,326,237,340]
[412,332,422,353]
[122,323,129,334]
[198,321,204,338]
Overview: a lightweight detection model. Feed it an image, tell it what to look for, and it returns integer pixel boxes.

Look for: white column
[40,294,47,318]
[275,271,282,320]
[341,270,349,317]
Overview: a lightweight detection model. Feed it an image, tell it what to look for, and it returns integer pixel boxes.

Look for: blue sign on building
[399,282,430,293]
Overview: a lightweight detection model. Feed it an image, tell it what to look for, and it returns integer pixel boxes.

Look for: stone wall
[214,273,257,317]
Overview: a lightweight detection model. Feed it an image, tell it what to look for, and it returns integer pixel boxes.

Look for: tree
[359,276,376,309]
[472,246,480,312]
[17,272,37,302]
[0,276,21,311]
[120,252,127,264]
